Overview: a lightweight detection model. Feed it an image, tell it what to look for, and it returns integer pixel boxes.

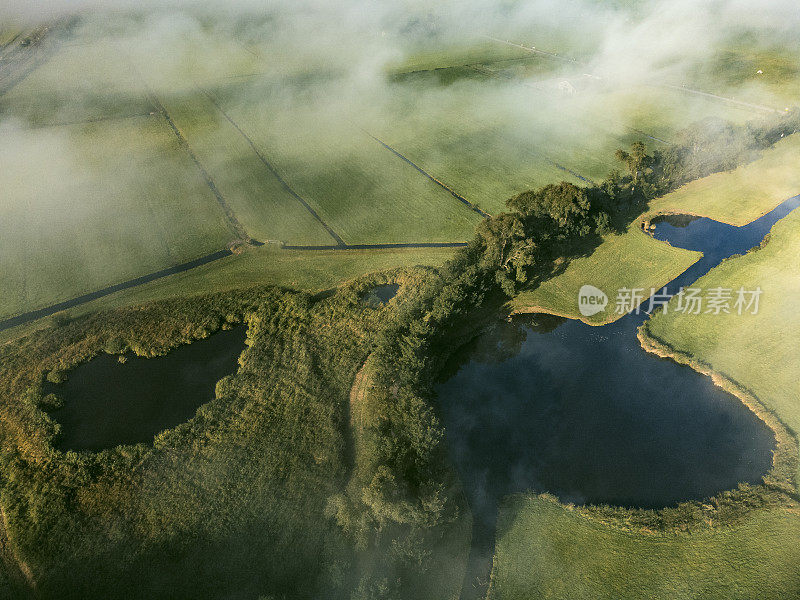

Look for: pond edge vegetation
[2,110,800,598]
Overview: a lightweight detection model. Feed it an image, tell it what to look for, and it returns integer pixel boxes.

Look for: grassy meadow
[510,131,800,322]
[0,18,782,325]
[508,223,700,324]
[0,115,233,321]
[213,93,483,244]
[650,133,800,225]
[683,35,800,110]
[489,495,800,600]
[0,41,153,125]
[0,28,22,48]
[157,94,337,245]
[0,245,458,344]
[646,205,800,484]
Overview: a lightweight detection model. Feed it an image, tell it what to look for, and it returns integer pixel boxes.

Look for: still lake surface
[41,195,799,597]
[436,196,800,594]
[47,326,247,451]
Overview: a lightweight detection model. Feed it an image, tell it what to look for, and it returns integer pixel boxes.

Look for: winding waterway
[436,195,800,598]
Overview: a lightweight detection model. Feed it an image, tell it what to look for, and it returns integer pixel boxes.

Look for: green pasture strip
[647,206,800,483]
[216,96,482,244]
[0,245,457,344]
[0,41,154,125]
[652,133,800,225]
[159,92,337,245]
[489,496,800,600]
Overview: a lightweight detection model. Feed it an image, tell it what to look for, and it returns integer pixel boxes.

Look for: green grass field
[683,35,800,109]
[0,28,22,48]
[510,132,800,323]
[0,115,233,321]
[489,496,800,600]
[1,24,778,327]
[646,206,800,484]
[388,41,536,74]
[158,93,337,245]
[0,41,154,125]
[214,92,483,244]
[508,223,700,324]
[584,84,758,143]
[650,133,800,225]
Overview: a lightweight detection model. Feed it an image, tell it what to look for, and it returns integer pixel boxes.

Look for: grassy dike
[509,132,800,323]
[0,245,457,344]
[489,496,800,600]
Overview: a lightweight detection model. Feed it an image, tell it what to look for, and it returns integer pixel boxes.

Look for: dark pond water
[437,196,800,597]
[46,326,247,451]
[362,283,400,305]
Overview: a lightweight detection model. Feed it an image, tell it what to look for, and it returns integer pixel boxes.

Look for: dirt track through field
[0,505,35,598]
[202,91,347,247]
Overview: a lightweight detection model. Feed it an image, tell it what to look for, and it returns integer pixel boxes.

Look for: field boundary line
[281,242,469,250]
[483,36,579,65]
[202,91,347,247]
[657,83,781,114]
[0,241,467,333]
[0,25,58,98]
[118,53,257,245]
[361,130,490,217]
[29,111,156,129]
[0,31,23,52]
[148,94,254,243]
[486,36,781,115]
[0,250,232,333]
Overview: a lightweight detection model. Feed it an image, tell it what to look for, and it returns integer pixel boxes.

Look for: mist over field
[3,4,800,600]
[1,0,798,320]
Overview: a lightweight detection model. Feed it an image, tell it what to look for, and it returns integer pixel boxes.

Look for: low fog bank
[1,0,799,319]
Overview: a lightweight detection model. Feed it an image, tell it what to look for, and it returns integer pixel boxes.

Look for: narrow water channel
[436,196,800,599]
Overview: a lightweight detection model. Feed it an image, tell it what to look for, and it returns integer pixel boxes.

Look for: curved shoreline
[508,215,704,325]
[637,326,798,498]
[497,201,800,535]
[509,191,800,324]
